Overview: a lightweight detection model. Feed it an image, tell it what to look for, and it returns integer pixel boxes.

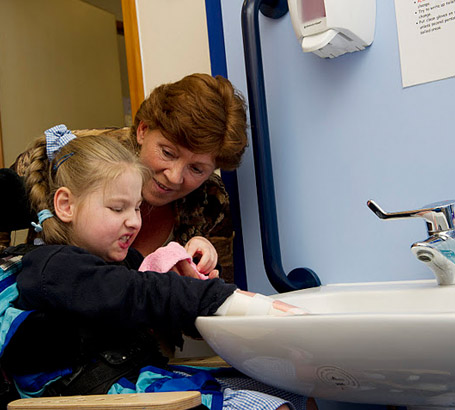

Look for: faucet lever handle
[367,200,426,220]
[367,199,455,234]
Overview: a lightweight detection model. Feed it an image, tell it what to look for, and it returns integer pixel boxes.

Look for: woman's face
[137,122,216,207]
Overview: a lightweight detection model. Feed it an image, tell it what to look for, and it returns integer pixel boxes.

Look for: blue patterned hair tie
[44,124,76,161]
[31,209,54,233]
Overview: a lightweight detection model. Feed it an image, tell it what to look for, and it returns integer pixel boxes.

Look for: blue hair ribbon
[44,124,76,161]
[31,209,54,233]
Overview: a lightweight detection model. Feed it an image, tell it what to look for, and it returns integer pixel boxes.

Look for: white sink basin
[196,279,455,409]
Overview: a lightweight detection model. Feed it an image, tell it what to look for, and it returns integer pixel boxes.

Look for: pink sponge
[139,241,208,280]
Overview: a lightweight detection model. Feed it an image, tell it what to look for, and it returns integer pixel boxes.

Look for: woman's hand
[184,236,218,276]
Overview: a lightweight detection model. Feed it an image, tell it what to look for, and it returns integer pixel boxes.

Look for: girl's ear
[136,121,147,145]
[54,187,75,223]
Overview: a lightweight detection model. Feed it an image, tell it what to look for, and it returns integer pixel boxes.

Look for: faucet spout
[411,232,455,286]
[368,199,455,286]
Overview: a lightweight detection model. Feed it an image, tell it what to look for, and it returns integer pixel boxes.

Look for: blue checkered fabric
[44,124,76,160]
[218,376,308,410]
[171,367,307,410]
[223,388,294,410]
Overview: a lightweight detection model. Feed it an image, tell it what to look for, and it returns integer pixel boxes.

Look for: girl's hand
[206,269,220,279]
[185,236,218,275]
[236,290,307,315]
[171,260,200,279]
[215,290,308,316]
[172,260,219,279]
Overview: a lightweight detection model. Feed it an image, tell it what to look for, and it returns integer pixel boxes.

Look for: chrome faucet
[367,199,455,285]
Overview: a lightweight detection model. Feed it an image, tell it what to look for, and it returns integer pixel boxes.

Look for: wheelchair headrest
[0,168,34,231]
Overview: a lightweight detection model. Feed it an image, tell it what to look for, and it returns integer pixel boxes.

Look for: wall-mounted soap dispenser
[287,0,376,58]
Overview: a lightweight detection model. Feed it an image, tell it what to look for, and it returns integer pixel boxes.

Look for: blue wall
[221,0,455,293]
[220,1,453,408]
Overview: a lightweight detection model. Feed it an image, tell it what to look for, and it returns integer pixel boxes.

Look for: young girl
[4,125,312,410]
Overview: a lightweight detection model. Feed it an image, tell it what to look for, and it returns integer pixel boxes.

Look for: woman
[11,73,248,284]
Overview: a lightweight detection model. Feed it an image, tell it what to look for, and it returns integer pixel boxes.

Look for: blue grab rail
[241,0,321,292]
[205,0,248,290]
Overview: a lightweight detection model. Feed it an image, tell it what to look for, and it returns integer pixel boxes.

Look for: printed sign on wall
[394,0,455,87]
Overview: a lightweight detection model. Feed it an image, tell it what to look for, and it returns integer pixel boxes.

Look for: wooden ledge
[169,355,230,368]
[8,391,201,410]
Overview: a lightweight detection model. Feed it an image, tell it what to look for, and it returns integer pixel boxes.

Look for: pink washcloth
[139,241,208,280]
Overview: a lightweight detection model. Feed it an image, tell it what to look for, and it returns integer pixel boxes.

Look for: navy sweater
[5,245,236,374]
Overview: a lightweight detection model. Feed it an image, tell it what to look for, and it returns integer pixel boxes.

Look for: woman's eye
[109,207,123,213]
[162,148,175,158]
[191,167,204,175]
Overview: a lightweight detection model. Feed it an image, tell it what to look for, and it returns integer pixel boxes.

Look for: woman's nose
[164,164,184,185]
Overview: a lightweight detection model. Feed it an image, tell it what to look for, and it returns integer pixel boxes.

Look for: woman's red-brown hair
[132,73,248,171]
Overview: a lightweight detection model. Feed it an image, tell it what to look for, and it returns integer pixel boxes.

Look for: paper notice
[394,0,455,87]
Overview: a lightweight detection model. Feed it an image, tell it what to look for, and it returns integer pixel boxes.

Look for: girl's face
[71,168,143,262]
[136,123,216,207]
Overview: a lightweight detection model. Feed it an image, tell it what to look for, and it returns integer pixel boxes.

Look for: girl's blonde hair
[25,134,149,245]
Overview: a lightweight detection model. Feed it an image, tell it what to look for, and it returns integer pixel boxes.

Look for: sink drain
[317,366,359,389]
